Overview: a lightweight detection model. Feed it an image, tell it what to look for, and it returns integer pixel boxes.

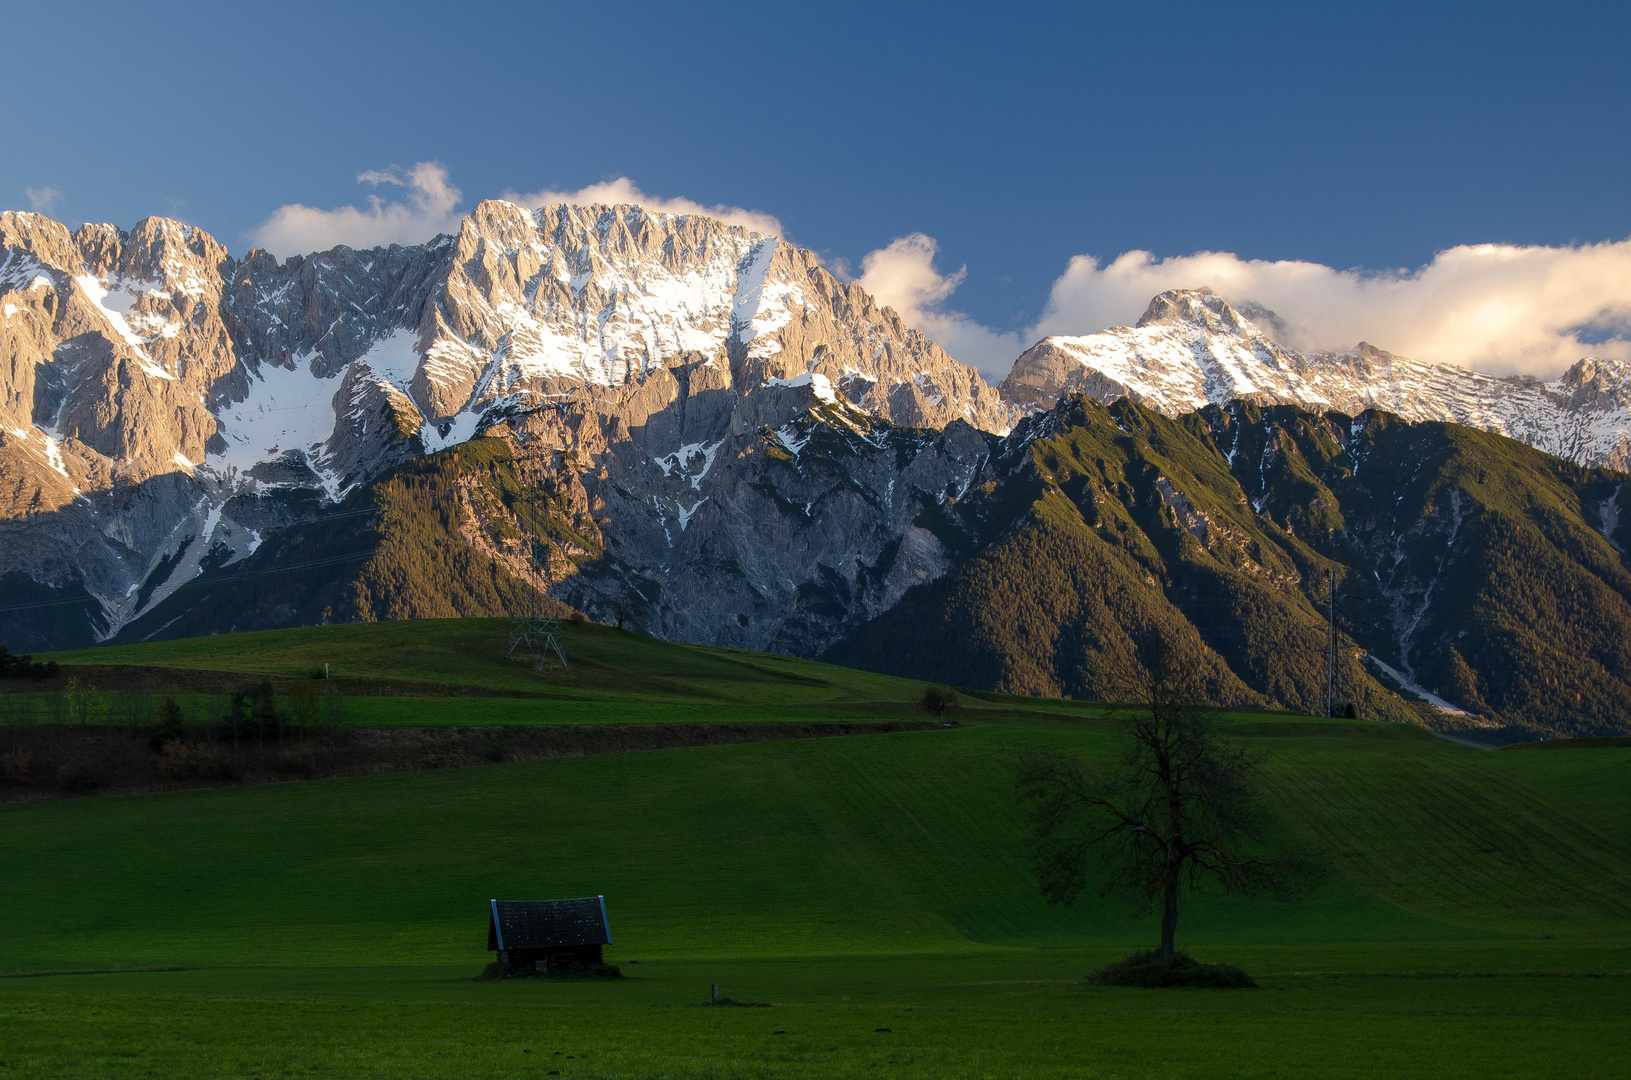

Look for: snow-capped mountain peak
[1136,286,1260,336]
[1002,288,1631,470]
[0,202,1013,638]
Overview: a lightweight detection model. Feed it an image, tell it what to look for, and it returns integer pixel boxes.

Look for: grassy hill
[2,621,1629,1078]
[47,617,933,708]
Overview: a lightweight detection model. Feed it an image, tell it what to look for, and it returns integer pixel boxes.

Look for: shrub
[922,686,959,715]
[113,690,153,731]
[227,680,281,741]
[2,746,34,785]
[274,744,318,778]
[287,681,321,730]
[43,692,69,723]
[63,677,97,724]
[0,646,57,680]
[148,698,187,751]
[155,739,239,782]
[1089,950,1256,989]
[56,759,105,793]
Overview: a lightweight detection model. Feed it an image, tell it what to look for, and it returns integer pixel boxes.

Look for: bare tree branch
[1016,634,1320,959]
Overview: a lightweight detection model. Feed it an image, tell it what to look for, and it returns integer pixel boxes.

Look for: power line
[1327,566,1337,719]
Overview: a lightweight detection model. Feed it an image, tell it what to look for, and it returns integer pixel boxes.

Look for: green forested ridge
[113,438,580,642]
[829,398,1416,724]
[830,397,1631,738]
[1212,402,1631,735]
[344,437,591,622]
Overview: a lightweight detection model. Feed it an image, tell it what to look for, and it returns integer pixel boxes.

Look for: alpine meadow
[5,4,1631,1077]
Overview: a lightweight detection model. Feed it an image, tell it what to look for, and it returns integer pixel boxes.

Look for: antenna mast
[1327,566,1336,718]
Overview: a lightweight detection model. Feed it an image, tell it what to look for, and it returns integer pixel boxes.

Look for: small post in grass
[711,983,719,1005]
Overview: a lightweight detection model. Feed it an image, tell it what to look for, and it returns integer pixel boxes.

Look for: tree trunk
[1160,860,1180,960]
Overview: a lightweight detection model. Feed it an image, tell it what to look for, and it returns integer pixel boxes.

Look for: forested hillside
[1211,402,1631,736]
[828,397,1631,739]
[114,438,579,641]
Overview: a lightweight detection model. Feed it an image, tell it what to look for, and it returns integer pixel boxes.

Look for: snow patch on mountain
[0,249,52,293]
[657,439,728,490]
[732,239,803,359]
[358,328,421,392]
[73,274,175,380]
[420,411,481,453]
[767,371,838,404]
[210,358,342,493]
[1366,655,1472,717]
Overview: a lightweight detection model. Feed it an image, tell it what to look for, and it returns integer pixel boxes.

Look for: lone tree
[1016,638,1314,962]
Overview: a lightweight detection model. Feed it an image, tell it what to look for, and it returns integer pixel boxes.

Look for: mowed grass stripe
[1265,746,1631,927]
[1267,757,1534,918]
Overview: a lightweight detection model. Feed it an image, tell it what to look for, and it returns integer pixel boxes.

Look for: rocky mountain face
[0,203,1010,645]
[1002,288,1631,470]
[107,404,998,662]
[4,204,1629,742]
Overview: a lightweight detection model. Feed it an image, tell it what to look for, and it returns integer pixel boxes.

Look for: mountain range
[3,202,1629,738]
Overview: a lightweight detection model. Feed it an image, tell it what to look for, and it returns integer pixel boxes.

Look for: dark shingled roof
[488,897,612,951]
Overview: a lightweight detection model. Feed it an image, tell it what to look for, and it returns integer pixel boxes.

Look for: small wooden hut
[487,896,612,974]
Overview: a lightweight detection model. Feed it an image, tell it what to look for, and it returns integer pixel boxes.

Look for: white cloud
[248,162,465,257]
[851,233,1631,382]
[855,234,1026,381]
[502,176,784,238]
[1032,241,1631,378]
[24,186,61,214]
[249,166,784,259]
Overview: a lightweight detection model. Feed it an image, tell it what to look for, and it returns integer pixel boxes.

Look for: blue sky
[5,1,1629,378]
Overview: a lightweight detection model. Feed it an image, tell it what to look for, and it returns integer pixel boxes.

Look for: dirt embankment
[0,720,948,802]
[0,666,543,698]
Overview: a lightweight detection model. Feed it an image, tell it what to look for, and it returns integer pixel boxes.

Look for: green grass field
[3,622,1629,1078]
[45,619,937,706]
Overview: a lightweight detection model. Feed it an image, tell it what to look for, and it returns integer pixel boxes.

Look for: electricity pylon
[507,611,568,670]
[506,554,568,671]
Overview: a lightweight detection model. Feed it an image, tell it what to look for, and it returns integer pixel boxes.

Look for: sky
[4,0,1629,381]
